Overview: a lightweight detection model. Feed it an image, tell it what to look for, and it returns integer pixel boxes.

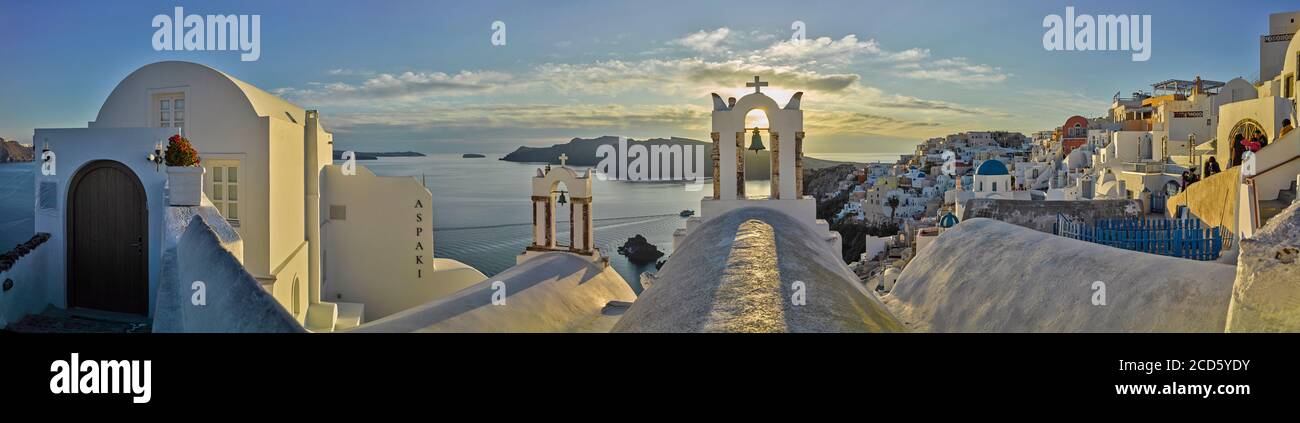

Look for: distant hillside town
[824,11,1299,335]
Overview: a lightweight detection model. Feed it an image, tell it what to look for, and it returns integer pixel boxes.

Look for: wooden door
[67,160,148,314]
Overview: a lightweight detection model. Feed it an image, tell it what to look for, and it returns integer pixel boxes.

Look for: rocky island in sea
[501,135,860,176]
[617,234,664,264]
[462,153,486,158]
[0,138,35,162]
[331,150,426,160]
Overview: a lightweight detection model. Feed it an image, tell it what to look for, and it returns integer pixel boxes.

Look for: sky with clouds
[1,0,1295,154]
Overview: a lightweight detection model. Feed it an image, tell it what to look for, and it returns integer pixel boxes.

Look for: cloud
[273,71,513,104]
[806,109,942,134]
[751,35,938,68]
[893,57,1011,84]
[872,94,1010,117]
[276,27,1017,144]
[753,35,881,66]
[326,68,375,76]
[879,48,931,63]
[670,27,732,53]
[326,103,714,135]
[1018,89,1110,116]
[516,58,862,98]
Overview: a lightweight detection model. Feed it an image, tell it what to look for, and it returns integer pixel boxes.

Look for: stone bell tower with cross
[708,76,806,201]
[675,76,837,252]
[518,154,605,265]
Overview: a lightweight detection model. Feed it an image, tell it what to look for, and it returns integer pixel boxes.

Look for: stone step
[1259,179,1298,226]
[1259,200,1289,227]
[1277,180,1296,204]
[304,302,338,333]
[334,302,365,330]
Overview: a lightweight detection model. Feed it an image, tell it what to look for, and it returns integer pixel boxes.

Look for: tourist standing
[1240,133,1260,153]
[1254,129,1268,150]
[1203,156,1221,178]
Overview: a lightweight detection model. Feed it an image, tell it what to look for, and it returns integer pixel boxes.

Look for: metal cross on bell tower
[746,76,768,94]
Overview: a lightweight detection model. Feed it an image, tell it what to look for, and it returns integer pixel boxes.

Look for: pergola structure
[1151,78,1225,96]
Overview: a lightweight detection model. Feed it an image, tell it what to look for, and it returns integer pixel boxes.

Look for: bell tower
[678,77,837,254]
[519,155,604,265]
[708,76,806,201]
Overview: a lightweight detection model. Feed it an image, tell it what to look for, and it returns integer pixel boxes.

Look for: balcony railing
[1123,162,1167,173]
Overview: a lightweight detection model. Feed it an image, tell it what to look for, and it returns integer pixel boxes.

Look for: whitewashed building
[18,61,486,330]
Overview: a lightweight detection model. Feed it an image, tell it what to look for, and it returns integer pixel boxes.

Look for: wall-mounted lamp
[41,139,51,162]
[147,139,165,171]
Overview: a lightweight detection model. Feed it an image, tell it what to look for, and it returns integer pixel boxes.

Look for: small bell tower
[519,154,604,265]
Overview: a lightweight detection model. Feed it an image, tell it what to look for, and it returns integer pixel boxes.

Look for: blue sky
[1,0,1294,154]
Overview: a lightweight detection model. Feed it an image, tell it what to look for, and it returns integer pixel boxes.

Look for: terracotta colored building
[1060,115,1089,154]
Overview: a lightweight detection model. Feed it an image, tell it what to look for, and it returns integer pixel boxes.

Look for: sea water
[362,154,731,293]
[0,163,36,250]
[0,152,892,293]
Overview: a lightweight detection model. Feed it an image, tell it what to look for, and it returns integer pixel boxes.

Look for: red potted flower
[164,134,205,206]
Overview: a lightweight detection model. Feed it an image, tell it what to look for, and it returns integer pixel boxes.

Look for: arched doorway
[66,160,148,315]
[1228,119,1265,167]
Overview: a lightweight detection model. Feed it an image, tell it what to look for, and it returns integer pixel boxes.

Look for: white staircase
[304,301,365,333]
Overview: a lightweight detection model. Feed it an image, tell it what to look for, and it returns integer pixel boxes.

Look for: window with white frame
[205,160,240,226]
[156,94,185,132]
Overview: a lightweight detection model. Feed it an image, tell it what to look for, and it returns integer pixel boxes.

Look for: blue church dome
[975,160,1009,176]
[938,212,959,228]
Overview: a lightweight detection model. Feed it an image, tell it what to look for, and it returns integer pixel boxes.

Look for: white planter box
[167,166,205,206]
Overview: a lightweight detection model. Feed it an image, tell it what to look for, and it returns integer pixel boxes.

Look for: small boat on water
[679,209,695,217]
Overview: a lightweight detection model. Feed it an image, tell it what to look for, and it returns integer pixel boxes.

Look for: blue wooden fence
[1053,214,1222,261]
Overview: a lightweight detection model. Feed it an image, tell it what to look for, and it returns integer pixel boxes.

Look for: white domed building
[953,158,1031,218]
[972,159,1013,200]
[19,61,488,331]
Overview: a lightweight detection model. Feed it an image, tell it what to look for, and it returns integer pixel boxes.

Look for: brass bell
[747,127,766,153]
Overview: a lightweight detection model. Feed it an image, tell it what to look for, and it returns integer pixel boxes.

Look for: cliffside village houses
[841,11,1299,291]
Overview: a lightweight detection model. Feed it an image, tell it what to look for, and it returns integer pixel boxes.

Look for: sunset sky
[1,0,1294,154]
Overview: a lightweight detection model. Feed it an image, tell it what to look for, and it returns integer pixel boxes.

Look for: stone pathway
[4,308,150,333]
